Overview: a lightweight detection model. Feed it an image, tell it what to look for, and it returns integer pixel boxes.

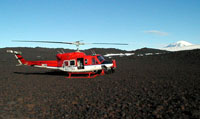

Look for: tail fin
[7,50,27,66]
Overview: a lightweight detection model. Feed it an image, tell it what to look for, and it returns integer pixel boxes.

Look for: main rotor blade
[13,40,128,45]
[12,40,73,44]
[91,43,128,45]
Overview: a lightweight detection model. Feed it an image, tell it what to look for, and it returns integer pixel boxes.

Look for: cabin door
[77,58,84,69]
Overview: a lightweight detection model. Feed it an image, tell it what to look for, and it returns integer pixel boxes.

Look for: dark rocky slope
[0,48,199,118]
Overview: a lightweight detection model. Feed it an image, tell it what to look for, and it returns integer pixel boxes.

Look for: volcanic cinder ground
[0,48,200,119]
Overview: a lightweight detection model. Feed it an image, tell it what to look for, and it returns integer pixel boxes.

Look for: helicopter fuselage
[7,50,116,75]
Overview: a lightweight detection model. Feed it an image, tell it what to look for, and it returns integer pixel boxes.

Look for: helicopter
[7,40,128,78]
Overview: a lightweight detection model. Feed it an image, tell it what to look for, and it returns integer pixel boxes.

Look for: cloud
[144,30,169,36]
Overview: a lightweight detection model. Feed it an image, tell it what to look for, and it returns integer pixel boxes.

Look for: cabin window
[64,61,68,66]
[70,60,75,66]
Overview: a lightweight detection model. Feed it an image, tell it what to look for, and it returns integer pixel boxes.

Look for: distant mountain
[161,41,200,51]
[165,41,193,48]
[134,47,167,54]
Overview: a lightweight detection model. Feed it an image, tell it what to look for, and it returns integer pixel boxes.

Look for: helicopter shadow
[13,71,94,77]
[14,71,68,76]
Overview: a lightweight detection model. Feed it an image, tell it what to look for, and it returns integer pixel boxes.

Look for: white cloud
[144,30,168,36]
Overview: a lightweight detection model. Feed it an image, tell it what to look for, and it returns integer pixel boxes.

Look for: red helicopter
[7,40,128,78]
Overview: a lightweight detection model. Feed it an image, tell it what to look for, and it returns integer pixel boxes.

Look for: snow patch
[104,52,163,57]
[137,54,144,56]
[145,53,153,56]
[104,53,135,57]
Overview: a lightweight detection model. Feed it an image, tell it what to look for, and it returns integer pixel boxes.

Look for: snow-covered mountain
[165,41,193,48]
[161,41,200,51]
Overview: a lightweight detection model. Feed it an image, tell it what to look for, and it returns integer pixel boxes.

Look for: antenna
[93,50,96,55]
[91,50,96,55]
[91,50,94,55]
[61,49,65,53]
[57,51,62,54]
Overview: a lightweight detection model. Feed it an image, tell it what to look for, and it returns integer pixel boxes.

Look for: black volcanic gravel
[0,48,200,119]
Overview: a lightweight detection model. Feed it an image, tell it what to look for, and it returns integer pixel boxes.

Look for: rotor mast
[73,41,84,52]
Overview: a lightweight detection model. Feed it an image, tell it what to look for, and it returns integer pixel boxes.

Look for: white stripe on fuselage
[64,63,113,72]
[33,63,113,72]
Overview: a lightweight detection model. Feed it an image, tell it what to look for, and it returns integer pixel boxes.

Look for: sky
[0,0,200,50]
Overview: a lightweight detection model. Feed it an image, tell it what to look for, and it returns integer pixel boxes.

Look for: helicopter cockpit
[95,55,113,65]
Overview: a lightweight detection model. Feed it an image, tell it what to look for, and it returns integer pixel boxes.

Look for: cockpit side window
[85,59,88,64]
[97,55,105,63]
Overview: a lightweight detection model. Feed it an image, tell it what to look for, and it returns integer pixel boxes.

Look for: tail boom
[7,50,58,68]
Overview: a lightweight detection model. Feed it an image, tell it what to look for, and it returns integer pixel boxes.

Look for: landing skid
[66,70,105,78]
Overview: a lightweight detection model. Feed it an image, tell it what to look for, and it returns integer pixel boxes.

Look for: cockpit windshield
[97,55,105,63]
